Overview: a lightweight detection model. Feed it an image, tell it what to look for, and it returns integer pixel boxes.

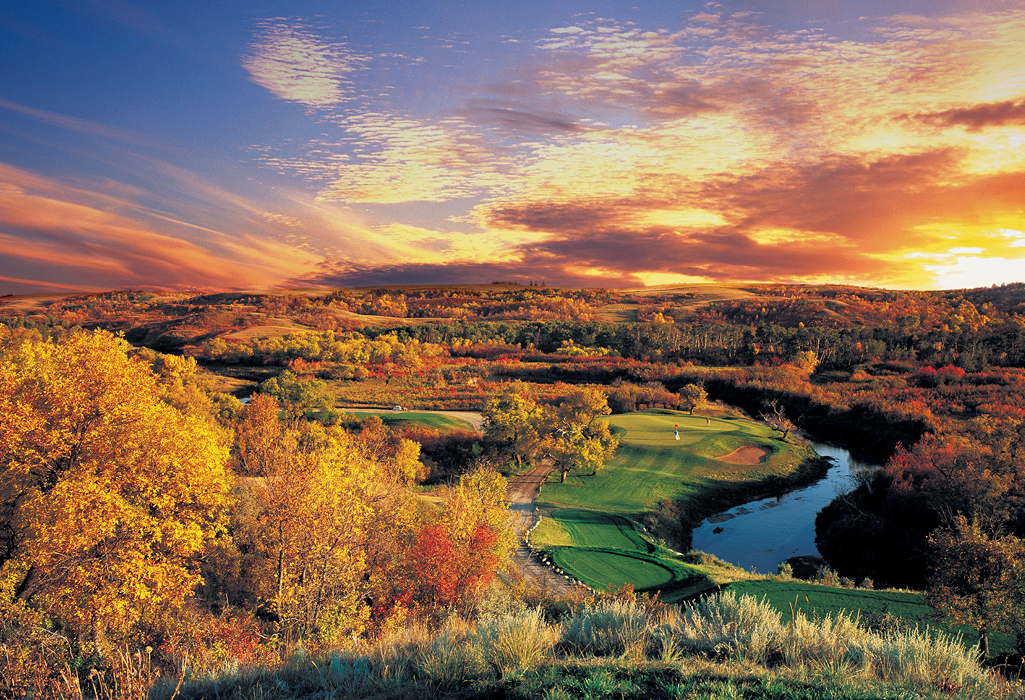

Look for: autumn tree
[679,383,708,415]
[0,329,231,652]
[389,464,514,618]
[234,394,285,477]
[442,464,517,561]
[482,387,545,470]
[229,421,376,643]
[399,521,499,616]
[927,515,1025,656]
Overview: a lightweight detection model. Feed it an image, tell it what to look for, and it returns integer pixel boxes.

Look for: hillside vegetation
[3,282,1025,697]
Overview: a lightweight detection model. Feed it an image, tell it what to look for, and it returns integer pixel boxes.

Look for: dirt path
[506,463,575,596]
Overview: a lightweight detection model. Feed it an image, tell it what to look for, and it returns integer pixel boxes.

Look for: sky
[1,0,1024,295]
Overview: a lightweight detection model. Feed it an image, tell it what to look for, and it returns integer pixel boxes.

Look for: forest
[2,282,1025,698]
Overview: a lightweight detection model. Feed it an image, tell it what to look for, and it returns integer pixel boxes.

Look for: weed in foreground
[560,598,651,660]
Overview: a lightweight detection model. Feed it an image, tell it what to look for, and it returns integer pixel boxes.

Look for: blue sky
[1,0,1024,293]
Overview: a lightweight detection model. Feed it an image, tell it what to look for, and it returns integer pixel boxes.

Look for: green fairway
[347,410,474,433]
[549,509,649,552]
[725,579,1015,655]
[537,409,814,518]
[532,409,820,601]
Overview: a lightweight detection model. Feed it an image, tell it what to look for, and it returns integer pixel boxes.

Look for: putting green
[551,549,677,591]
[533,408,818,601]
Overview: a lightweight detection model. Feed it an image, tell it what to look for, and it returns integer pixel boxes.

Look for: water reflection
[690,440,879,573]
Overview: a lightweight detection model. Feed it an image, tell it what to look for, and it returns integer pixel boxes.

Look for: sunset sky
[1,1,1024,294]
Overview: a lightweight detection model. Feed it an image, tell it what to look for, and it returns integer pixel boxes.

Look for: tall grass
[560,598,650,660]
[650,591,995,696]
[653,590,782,663]
[474,608,556,674]
[135,591,1012,699]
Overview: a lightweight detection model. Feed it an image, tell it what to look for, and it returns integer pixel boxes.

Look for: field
[345,409,476,433]
[532,409,819,601]
[725,579,1016,655]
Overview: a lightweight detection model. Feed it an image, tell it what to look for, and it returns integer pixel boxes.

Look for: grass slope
[533,409,819,601]
[726,579,1016,655]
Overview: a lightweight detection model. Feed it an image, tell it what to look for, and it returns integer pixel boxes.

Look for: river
[690,440,880,574]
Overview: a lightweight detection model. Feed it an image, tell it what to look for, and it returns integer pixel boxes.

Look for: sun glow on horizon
[1,3,1023,293]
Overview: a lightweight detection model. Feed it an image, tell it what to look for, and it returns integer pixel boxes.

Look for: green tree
[927,515,1025,656]
[679,383,708,415]
[259,370,336,421]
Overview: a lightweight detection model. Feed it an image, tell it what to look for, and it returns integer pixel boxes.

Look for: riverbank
[691,440,878,573]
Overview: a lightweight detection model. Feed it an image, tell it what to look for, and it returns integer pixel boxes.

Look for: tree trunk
[15,565,39,601]
[561,469,567,483]
[978,625,989,657]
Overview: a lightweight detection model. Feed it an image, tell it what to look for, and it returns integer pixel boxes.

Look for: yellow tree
[678,383,708,415]
[544,389,619,483]
[442,464,517,562]
[0,329,230,652]
[234,394,285,477]
[231,422,376,643]
[482,388,545,470]
[927,515,1025,656]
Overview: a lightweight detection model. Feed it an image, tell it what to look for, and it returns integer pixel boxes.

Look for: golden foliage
[229,419,377,644]
[0,329,231,651]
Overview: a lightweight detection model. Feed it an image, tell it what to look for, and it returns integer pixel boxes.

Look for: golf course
[531,408,822,601]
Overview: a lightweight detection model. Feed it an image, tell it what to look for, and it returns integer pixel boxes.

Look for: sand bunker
[718,445,772,464]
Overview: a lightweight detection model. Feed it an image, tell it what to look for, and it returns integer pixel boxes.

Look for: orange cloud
[905,98,1025,131]
[0,163,322,293]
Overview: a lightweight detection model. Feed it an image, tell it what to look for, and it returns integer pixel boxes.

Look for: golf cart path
[507,462,575,595]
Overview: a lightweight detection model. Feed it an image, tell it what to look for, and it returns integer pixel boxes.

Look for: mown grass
[346,410,475,433]
[538,410,817,519]
[532,409,821,599]
[726,579,1017,656]
[150,592,1014,700]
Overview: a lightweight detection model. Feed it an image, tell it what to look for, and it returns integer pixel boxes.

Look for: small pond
[690,440,879,574]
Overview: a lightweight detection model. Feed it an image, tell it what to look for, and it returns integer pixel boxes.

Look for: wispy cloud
[0,98,155,148]
[249,8,1025,288]
[905,98,1025,131]
[242,19,369,107]
[0,162,322,293]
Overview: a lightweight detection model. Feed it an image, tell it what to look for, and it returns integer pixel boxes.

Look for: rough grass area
[533,409,821,598]
[153,593,1012,700]
[726,579,1017,656]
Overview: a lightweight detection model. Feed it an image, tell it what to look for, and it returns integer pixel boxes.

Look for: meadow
[531,409,821,601]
